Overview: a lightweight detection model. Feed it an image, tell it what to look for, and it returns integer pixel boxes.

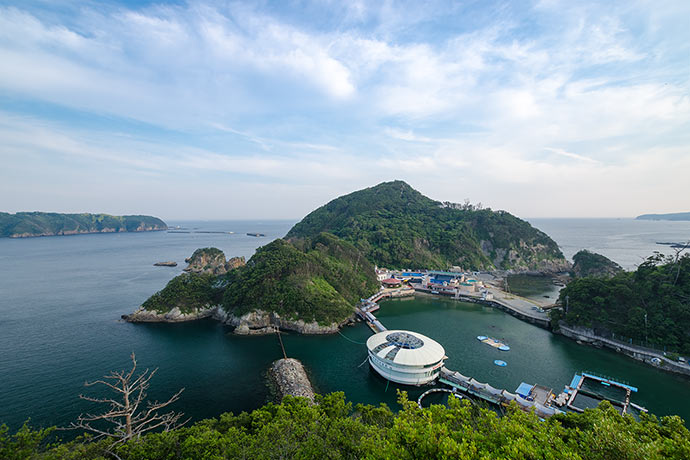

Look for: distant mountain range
[636,212,690,221]
[0,212,167,238]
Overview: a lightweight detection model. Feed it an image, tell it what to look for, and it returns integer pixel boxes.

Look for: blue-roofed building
[515,382,534,399]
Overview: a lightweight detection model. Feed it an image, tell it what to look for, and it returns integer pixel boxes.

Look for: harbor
[356,280,648,418]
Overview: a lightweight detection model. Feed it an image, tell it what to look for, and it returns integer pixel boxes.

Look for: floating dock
[557,372,646,415]
[477,335,510,351]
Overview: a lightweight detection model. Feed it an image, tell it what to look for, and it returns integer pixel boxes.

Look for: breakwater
[268,358,316,403]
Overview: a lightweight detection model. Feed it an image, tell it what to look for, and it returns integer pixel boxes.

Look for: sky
[0,0,688,220]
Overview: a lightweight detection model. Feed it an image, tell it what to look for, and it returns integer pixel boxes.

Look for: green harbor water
[281,295,690,421]
[3,219,690,433]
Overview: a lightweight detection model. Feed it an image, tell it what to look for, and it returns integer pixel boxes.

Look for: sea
[1,218,689,433]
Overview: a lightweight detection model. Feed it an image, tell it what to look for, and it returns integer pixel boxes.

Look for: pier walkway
[356,290,562,418]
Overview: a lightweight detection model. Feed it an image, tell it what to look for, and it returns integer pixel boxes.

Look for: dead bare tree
[68,353,188,447]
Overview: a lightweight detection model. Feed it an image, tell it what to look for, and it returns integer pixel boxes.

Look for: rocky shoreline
[124,305,352,335]
[268,358,315,403]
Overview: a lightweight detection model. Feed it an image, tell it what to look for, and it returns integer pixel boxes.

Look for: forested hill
[139,233,379,328]
[0,212,167,238]
[554,252,690,353]
[287,180,568,272]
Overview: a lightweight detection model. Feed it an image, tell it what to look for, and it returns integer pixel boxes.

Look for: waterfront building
[366,330,446,385]
[381,277,402,288]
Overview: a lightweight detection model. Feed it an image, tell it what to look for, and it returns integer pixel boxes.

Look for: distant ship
[246,232,266,237]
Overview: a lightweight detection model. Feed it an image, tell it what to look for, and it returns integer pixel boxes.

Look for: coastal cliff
[0,212,167,238]
[184,247,246,275]
[215,309,347,335]
[571,249,622,278]
[287,180,568,273]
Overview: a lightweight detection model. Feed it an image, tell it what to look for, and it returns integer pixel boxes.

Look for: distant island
[636,212,690,221]
[0,212,167,238]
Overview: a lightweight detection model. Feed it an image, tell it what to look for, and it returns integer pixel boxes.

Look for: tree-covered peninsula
[0,212,167,238]
[553,252,690,353]
[287,180,568,272]
[128,233,379,333]
[3,392,689,459]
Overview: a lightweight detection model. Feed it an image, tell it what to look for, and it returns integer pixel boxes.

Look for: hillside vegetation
[287,180,566,271]
[142,234,378,325]
[0,212,166,237]
[554,252,690,353]
[222,233,378,324]
[2,392,688,459]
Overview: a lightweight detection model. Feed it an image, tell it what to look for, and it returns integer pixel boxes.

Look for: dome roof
[366,330,445,367]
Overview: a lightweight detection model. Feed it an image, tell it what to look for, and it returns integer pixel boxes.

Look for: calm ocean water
[1,218,689,432]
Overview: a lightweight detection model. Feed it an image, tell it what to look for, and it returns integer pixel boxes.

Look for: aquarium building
[366,330,446,385]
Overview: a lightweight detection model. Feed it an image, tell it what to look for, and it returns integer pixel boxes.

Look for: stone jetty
[268,358,315,403]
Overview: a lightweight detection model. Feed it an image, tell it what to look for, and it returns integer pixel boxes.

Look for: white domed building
[366,330,446,385]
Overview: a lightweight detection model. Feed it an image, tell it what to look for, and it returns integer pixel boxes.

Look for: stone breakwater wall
[268,358,315,403]
[123,305,216,322]
[125,306,352,335]
[557,324,690,377]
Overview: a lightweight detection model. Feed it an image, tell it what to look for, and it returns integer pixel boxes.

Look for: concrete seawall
[557,324,690,377]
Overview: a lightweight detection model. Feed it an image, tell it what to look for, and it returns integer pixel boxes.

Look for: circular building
[366,330,446,385]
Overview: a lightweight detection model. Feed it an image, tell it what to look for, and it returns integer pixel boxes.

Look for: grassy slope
[286,180,564,270]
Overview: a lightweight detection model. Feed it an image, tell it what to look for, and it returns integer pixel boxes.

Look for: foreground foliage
[554,252,690,353]
[2,392,688,459]
[0,212,166,237]
[287,180,565,270]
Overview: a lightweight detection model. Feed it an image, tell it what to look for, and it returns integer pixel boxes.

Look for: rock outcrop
[154,261,177,267]
[123,305,217,322]
[268,358,316,403]
[215,309,347,335]
[571,250,622,278]
[183,248,245,275]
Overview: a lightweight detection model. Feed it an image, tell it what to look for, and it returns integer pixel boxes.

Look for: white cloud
[0,1,689,218]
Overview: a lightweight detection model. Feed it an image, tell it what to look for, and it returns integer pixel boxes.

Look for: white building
[366,330,446,385]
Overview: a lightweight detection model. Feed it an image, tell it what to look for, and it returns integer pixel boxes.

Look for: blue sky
[1,0,688,220]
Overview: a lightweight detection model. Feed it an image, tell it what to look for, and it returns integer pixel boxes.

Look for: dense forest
[2,392,688,459]
[0,212,167,237]
[287,180,566,271]
[554,252,690,353]
[142,233,379,325]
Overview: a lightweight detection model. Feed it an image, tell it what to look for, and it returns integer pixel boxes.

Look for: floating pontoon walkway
[439,367,562,418]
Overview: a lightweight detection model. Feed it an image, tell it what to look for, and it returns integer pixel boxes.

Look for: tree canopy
[554,252,690,353]
[287,180,565,271]
[2,391,688,459]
